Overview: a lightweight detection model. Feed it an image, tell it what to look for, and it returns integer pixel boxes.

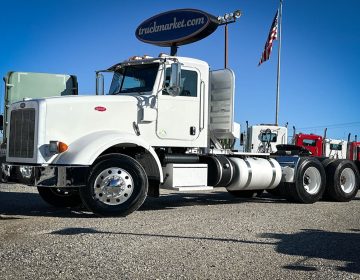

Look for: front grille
[8,109,35,158]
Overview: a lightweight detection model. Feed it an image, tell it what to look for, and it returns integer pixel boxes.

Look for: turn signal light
[58,142,68,153]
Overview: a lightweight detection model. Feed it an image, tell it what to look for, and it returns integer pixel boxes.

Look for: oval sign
[95,106,107,112]
[135,9,219,47]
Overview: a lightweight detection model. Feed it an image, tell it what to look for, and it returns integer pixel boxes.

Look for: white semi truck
[3,54,359,216]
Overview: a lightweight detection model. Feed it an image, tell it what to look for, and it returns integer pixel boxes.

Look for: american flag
[258,11,279,66]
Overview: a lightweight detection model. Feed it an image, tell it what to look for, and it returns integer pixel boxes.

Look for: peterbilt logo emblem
[95,106,107,112]
[20,103,26,108]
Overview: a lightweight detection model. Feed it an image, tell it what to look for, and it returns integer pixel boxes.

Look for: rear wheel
[285,157,326,203]
[37,187,82,207]
[324,160,359,202]
[79,154,148,217]
[320,158,336,169]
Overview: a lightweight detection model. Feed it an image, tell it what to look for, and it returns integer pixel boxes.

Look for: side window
[180,70,198,97]
[163,68,198,97]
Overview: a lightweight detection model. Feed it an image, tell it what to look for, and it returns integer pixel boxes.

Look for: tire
[37,187,82,207]
[227,190,264,198]
[324,160,359,202]
[319,158,337,200]
[285,157,326,203]
[79,153,148,217]
[320,158,336,169]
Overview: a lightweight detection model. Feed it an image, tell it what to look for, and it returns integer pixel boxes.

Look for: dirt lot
[0,184,359,280]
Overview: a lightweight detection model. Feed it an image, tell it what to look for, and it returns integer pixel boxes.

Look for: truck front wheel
[79,154,148,217]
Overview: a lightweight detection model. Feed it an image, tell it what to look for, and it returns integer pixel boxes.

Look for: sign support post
[170,45,178,56]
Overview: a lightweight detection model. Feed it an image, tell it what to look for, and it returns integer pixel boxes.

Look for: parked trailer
[2,53,358,217]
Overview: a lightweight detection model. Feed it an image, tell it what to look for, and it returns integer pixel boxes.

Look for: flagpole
[275,0,283,126]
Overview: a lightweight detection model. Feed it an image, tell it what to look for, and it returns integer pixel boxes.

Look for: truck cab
[324,139,348,159]
[293,133,323,156]
[3,54,247,216]
[245,124,287,153]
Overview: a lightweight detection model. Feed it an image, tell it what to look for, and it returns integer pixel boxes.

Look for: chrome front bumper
[1,164,89,188]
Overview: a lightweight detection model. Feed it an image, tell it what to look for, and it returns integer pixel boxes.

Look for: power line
[297,122,360,131]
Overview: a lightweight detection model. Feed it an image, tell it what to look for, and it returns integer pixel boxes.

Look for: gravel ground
[0,184,359,280]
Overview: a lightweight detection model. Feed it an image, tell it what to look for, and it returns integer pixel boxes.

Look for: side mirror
[0,115,3,131]
[96,72,104,95]
[240,132,244,146]
[167,62,181,96]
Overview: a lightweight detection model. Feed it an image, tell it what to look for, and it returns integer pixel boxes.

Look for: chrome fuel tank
[226,157,282,191]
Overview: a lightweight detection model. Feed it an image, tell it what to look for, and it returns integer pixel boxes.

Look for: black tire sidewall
[321,158,336,169]
[80,154,148,217]
[293,157,326,203]
[326,160,359,202]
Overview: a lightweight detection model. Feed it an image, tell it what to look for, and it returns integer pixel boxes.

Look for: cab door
[156,67,201,142]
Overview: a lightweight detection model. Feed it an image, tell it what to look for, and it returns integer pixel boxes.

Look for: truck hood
[40,95,139,159]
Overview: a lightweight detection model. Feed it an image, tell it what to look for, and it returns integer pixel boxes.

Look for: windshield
[108,63,159,95]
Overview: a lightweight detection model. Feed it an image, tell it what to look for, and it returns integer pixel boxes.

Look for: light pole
[217,10,242,69]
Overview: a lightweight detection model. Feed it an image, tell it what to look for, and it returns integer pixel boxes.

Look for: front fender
[53,130,163,182]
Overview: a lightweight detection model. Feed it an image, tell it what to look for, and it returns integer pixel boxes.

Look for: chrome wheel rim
[340,168,356,194]
[93,167,134,205]
[303,166,321,195]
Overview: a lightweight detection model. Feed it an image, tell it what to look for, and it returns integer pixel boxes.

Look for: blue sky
[1,0,359,140]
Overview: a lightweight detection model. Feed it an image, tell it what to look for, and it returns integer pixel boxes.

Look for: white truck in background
[244,124,287,153]
[2,54,359,217]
